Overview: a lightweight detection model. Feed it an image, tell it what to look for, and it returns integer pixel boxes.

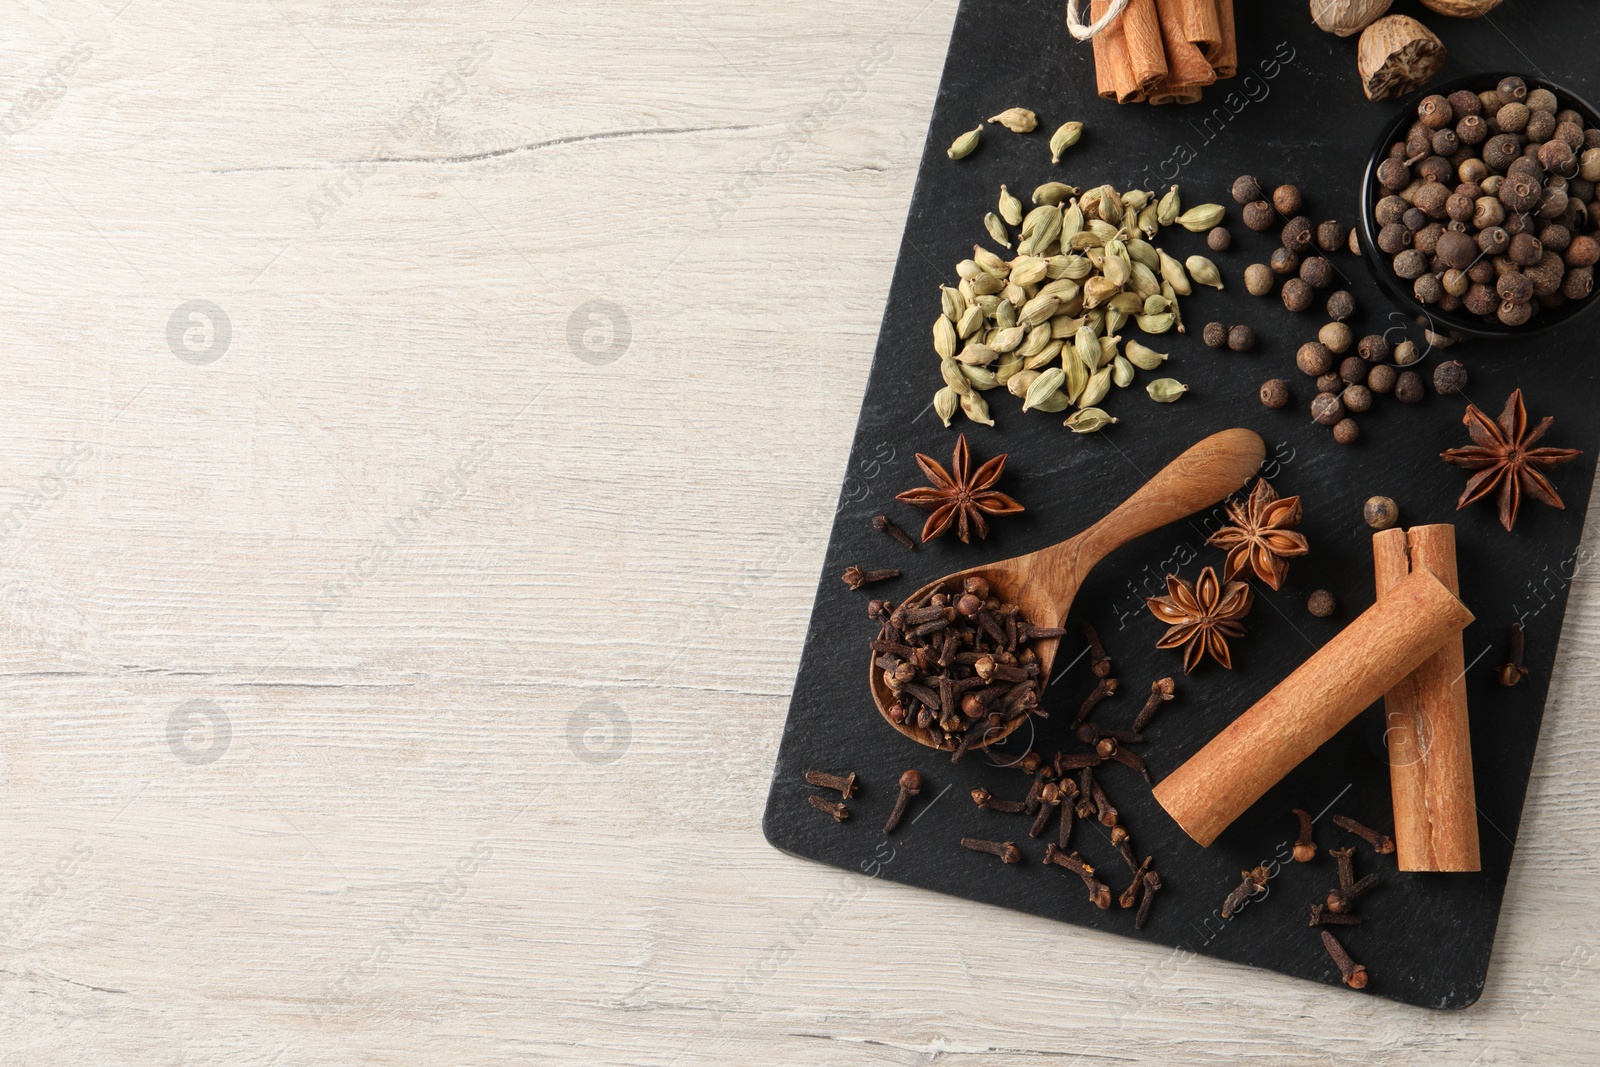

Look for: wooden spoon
[872,427,1266,751]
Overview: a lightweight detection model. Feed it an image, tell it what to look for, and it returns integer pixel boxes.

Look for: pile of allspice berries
[1372,75,1600,328]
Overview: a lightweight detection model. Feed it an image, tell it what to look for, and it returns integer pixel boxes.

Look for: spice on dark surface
[1363,496,1399,530]
[808,795,850,821]
[805,770,857,798]
[1221,865,1270,919]
[1147,567,1253,672]
[1309,903,1363,927]
[971,787,1027,813]
[1496,622,1529,687]
[1334,814,1396,855]
[1260,379,1290,409]
[1203,321,1228,348]
[962,836,1022,864]
[1433,361,1468,396]
[882,769,923,834]
[1321,930,1369,990]
[1441,390,1582,532]
[1130,677,1177,733]
[1082,622,1113,678]
[842,565,901,590]
[1293,807,1317,863]
[1306,589,1338,618]
[895,433,1024,543]
[1207,480,1310,590]
[1043,844,1112,909]
[1227,325,1256,351]
[871,514,917,550]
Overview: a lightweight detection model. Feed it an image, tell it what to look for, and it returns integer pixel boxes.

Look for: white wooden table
[2,1,1598,1062]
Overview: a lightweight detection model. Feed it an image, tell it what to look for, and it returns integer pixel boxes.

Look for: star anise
[895,433,1024,543]
[1206,479,1310,590]
[1146,566,1253,673]
[1440,389,1582,532]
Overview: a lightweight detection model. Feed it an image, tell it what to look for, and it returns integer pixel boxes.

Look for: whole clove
[970,788,1027,814]
[1043,844,1112,909]
[1057,780,1078,850]
[1321,930,1369,990]
[962,837,1022,864]
[882,770,923,834]
[804,770,857,798]
[1119,854,1153,909]
[1495,622,1528,687]
[1333,814,1396,855]
[1131,677,1177,733]
[1082,623,1113,678]
[871,514,916,550]
[1096,737,1151,783]
[1134,870,1160,929]
[1292,808,1317,863]
[1075,676,1119,725]
[842,565,900,590]
[1309,903,1363,927]
[807,795,850,822]
[1029,783,1062,839]
[1221,865,1271,919]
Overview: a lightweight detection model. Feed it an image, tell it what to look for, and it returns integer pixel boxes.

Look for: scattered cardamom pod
[1023,340,1063,371]
[990,326,1026,353]
[1065,408,1117,433]
[1019,293,1060,327]
[1010,256,1049,288]
[940,357,972,397]
[1029,390,1072,413]
[989,108,1038,134]
[1175,204,1226,233]
[934,316,958,359]
[1112,353,1135,388]
[957,304,985,339]
[1136,313,1176,334]
[1033,182,1076,208]
[1157,250,1192,297]
[948,125,983,160]
[1185,255,1224,289]
[1124,340,1166,370]
[1080,364,1113,408]
[961,390,995,426]
[960,363,1000,390]
[957,342,999,366]
[994,353,1023,384]
[998,185,1024,226]
[1157,185,1181,227]
[1146,378,1189,403]
[934,386,959,427]
[1049,121,1083,163]
[1007,369,1040,398]
[1023,367,1066,412]
[984,212,1011,249]
[940,285,965,321]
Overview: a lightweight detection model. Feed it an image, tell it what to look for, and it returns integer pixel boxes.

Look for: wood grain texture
[0,0,1598,1062]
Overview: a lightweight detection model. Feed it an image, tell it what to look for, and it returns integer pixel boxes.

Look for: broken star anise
[895,433,1024,543]
[1441,389,1582,532]
[1207,479,1310,590]
[1146,566,1253,673]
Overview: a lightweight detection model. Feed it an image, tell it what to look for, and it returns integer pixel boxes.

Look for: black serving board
[763,0,1600,1009]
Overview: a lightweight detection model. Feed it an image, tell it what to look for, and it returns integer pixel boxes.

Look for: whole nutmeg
[1395,370,1425,403]
[1342,384,1374,413]
[1333,418,1361,445]
[1244,263,1275,296]
[1368,363,1398,394]
[1306,589,1338,618]
[1207,226,1232,252]
[1326,290,1357,321]
[1228,325,1257,352]
[1358,16,1447,102]
[1364,496,1400,531]
[1273,185,1304,215]
[1260,379,1290,409]
[1243,200,1276,231]
[1297,341,1334,377]
[1433,359,1468,395]
[1320,321,1354,353]
[1313,0,1395,37]
[1282,278,1315,312]
[1203,321,1229,348]
[1311,392,1345,426]
[1231,175,1263,205]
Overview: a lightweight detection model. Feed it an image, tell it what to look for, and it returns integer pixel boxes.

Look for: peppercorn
[1202,321,1228,348]
[1436,230,1477,271]
[1311,392,1344,426]
[1413,223,1444,257]
[1332,418,1360,445]
[1395,370,1425,404]
[1419,94,1452,130]
[1300,257,1334,289]
[1240,202,1274,235]
[1273,185,1303,215]
[1319,321,1353,354]
[1244,263,1274,296]
[1566,267,1595,300]
[1282,278,1314,313]
[1527,110,1558,144]
[1413,182,1450,219]
[1393,248,1429,280]
[1282,216,1313,253]
[1231,175,1263,205]
[1227,325,1256,352]
[1364,496,1399,530]
[1306,589,1337,618]
[1296,341,1333,377]
[1367,363,1397,394]
[1402,207,1428,232]
[1357,334,1390,363]
[1339,355,1368,385]
[1498,271,1534,304]
[1316,372,1342,394]
[1326,291,1356,321]
[1433,359,1468,395]
[1260,379,1290,409]
[1342,384,1373,413]
[1509,232,1544,267]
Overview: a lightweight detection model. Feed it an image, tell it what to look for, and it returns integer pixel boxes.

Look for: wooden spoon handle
[1073,428,1265,568]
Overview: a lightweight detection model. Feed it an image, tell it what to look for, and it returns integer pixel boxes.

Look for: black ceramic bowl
[1359,72,1600,341]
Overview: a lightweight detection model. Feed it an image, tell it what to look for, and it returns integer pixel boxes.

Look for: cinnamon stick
[1182,0,1223,65]
[1121,0,1170,97]
[1153,566,1474,847]
[1211,0,1238,79]
[1091,0,1139,103]
[1153,0,1217,91]
[1374,526,1481,872]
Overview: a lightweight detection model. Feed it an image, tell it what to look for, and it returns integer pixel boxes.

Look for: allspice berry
[1358,334,1391,363]
[1273,185,1304,215]
[1282,216,1314,253]
[1243,200,1275,232]
[1306,589,1337,618]
[1368,363,1397,394]
[1433,359,1468,394]
[1395,370,1425,403]
[1282,278,1314,312]
[1311,392,1344,426]
[1227,325,1256,352]
[1207,226,1232,252]
[1342,384,1373,413]
[1364,495,1399,530]
[1296,341,1333,377]
[1319,321,1354,353]
[1203,321,1228,348]
[1260,379,1290,409]
[1326,290,1356,321]
[1300,256,1334,289]
[1339,355,1368,384]
[1317,372,1343,394]
[1392,339,1421,366]
[1270,246,1301,275]
[1231,175,1263,205]
[1244,263,1275,296]
[1316,220,1349,253]
[1332,418,1360,445]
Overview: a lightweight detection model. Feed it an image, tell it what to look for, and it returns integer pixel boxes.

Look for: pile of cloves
[869,578,1065,755]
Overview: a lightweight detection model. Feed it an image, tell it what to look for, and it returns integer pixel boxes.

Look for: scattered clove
[1119,854,1153,909]
[804,770,857,798]
[883,770,923,834]
[1321,929,1369,990]
[871,514,916,551]
[1495,622,1528,687]
[1029,783,1061,839]
[1043,844,1112,909]
[807,795,850,821]
[1130,677,1177,733]
[962,836,1022,864]
[1095,737,1151,783]
[1135,870,1160,929]
[1292,807,1317,863]
[1309,903,1363,927]
[1333,814,1396,855]
[1221,865,1271,919]
[1082,623,1113,678]
[843,565,901,590]
[970,788,1027,814]
[1075,676,1119,725]
[1057,780,1078,849]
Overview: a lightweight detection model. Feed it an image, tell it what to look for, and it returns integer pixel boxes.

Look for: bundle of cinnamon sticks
[1089,0,1237,105]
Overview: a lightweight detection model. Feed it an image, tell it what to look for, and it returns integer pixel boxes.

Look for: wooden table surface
[3,1,1598,1062]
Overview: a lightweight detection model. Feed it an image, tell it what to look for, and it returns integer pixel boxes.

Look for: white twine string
[1065,0,1129,40]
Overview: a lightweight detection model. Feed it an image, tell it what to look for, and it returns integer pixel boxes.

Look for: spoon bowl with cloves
[869,427,1265,753]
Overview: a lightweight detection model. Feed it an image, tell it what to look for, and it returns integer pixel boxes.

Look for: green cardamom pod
[1142,293,1171,316]
[1002,282,1026,307]
[1019,324,1053,359]
[984,212,1011,249]
[1121,189,1151,212]
[969,272,1004,296]
[989,108,1038,133]
[941,357,973,397]
[1073,326,1099,372]
[940,284,965,321]
[1135,312,1175,334]
[934,386,959,428]
[1124,340,1167,369]
[1106,308,1128,334]
[1050,315,1085,339]
[1048,121,1083,163]
[1099,188,1124,227]
[1096,334,1120,368]
[1157,250,1192,297]
[1030,391,1072,413]
[1112,353,1135,388]
[1146,377,1188,403]
[1023,367,1066,412]
[947,125,982,160]
[960,363,1000,390]
[1084,310,1106,334]
[998,185,1024,227]
[1065,408,1117,433]
[1080,364,1113,408]
[1125,238,1159,270]
[1162,280,1186,334]
[973,245,1009,276]
[990,326,1026,353]
[1023,339,1064,370]
[934,316,958,359]
[994,354,1023,385]
[1033,181,1076,206]
[1088,219,1120,242]
[1010,256,1048,287]
[994,300,1018,330]
[1175,203,1226,232]
[957,341,998,366]
[974,294,1001,316]
[961,390,996,426]
[1059,254,1093,281]
[1061,200,1085,241]
[1082,276,1121,308]
[1157,184,1181,227]
[1108,291,1143,315]
[957,304,985,339]
[1019,293,1060,327]
[1137,203,1159,239]
[1102,253,1131,290]
[1129,261,1162,299]
[1007,369,1040,398]
[1185,255,1224,289]
[956,259,983,281]
[1026,209,1062,257]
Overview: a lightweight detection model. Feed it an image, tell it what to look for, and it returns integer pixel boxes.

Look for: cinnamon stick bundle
[1089,0,1235,105]
[1374,526,1481,872]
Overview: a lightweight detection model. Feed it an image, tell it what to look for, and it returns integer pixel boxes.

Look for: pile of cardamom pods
[934,182,1224,432]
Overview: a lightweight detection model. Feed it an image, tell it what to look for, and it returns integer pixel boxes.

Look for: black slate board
[763,0,1600,1009]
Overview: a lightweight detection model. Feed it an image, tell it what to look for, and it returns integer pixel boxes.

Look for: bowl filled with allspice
[1359,73,1600,339]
